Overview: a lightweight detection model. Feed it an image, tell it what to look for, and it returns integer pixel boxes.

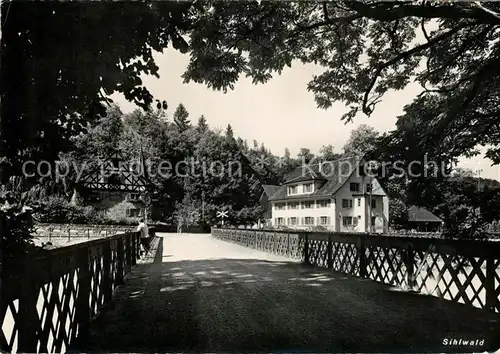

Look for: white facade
[271,173,389,233]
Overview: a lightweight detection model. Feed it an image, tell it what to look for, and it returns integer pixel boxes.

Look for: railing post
[68,229,71,243]
[327,234,333,268]
[102,239,112,303]
[405,243,415,290]
[125,233,132,272]
[76,247,91,345]
[486,249,496,312]
[87,228,90,240]
[303,233,309,264]
[358,235,367,278]
[17,256,38,353]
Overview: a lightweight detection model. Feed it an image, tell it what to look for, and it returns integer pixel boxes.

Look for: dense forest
[4,102,498,240]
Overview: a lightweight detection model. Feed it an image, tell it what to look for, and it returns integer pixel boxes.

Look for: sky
[111,47,500,182]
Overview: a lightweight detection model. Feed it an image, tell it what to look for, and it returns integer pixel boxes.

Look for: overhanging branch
[362,22,473,115]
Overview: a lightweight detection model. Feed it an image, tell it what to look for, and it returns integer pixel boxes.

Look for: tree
[196,115,209,132]
[319,144,341,161]
[284,148,291,160]
[297,148,314,163]
[182,1,500,164]
[389,198,409,231]
[4,1,500,178]
[173,194,201,232]
[173,103,191,132]
[343,125,379,158]
[225,124,234,139]
[1,2,194,179]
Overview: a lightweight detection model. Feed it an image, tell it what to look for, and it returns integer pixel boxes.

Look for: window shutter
[301,217,304,225]
[327,216,331,225]
[316,217,320,225]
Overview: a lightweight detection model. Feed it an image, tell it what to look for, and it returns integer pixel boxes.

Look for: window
[371,199,376,209]
[317,199,331,208]
[303,183,313,193]
[320,216,329,225]
[342,199,353,208]
[275,217,285,225]
[350,183,360,192]
[126,208,141,217]
[111,159,120,169]
[302,200,314,209]
[342,216,353,226]
[288,202,299,210]
[371,216,376,226]
[275,203,286,211]
[366,184,372,193]
[357,198,361,207]
[290,217,297,226]
[288,185,298,195]
[304,217,314,225]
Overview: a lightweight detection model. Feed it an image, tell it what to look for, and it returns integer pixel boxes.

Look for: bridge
[2,229,500,353]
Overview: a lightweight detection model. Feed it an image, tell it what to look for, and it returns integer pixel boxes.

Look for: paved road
[82,233,500,353]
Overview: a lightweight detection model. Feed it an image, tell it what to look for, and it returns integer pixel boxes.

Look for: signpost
[216,210,228,226]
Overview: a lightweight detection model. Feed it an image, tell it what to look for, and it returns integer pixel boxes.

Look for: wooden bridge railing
[212,228,500,314]
[0,227,156,353]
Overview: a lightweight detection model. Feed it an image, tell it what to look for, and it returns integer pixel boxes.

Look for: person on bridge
[137,218,149,255]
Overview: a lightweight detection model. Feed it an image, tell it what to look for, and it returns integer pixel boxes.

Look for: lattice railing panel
[210,228,500,313]
[1,231,150,353]
[307,239,329,268]
[366,247,407,288]
[289,234,302,259]
[413,252,487,310]
[89,247,105,318]
[332,242,359,276]
[494,259,500,313]
[1,299,19,353]
[35,269,80,353]
[211,229,304,260]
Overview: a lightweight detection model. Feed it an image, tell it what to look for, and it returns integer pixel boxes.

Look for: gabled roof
[262,185,281,198]
[269,156,366,201]
[408,206,442,223]
[78,149,151,192]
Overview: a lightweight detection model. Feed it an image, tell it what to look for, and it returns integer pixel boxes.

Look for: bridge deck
[82,233,500,353]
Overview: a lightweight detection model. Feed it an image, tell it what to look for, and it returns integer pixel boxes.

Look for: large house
[71,149,153,222]
[265,157,389,233]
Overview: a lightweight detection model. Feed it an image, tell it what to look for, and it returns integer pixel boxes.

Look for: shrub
[35,196,103,224]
